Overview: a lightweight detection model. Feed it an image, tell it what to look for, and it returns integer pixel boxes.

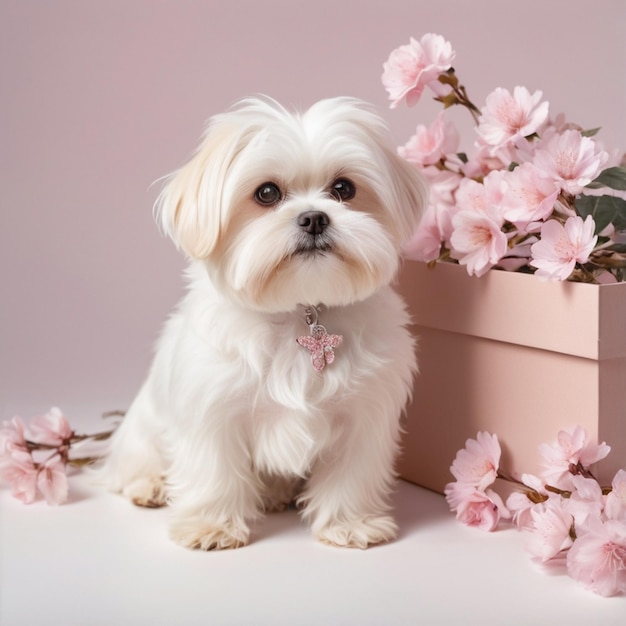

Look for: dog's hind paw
[122,476,168,508]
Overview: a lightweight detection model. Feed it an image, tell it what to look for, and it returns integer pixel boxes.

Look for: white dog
[101,96,426,550]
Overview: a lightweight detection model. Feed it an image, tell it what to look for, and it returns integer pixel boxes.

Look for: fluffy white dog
[101,96,426,550]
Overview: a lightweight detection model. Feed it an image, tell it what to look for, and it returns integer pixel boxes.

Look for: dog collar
[296,305,343,373]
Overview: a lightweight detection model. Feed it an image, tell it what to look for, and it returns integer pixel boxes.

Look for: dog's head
[155,96,427,312]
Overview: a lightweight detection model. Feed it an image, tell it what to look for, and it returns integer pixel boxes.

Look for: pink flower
[525,500,574,562]
[423,167,463,208]
[461,144,508,180]
[456,171,509,222]
[445,484,510,531]
[538,425,610,490]
[566,517,626,597]
[382,33,455,109]
[500,163,560,231]
[0,451,39,504]
[27,407,73,446]
[37,458,69,505]
[403,204,445,263]
[0,416,28,455]
[399,112,460,166]
[506,473,549,529]
[448,431,501,490]
[533,129,608,194]
[530,215,598,281]
[450,210,508,276]
[605,470,626,522]
[403,168,462,263]
[477,86,549,150]
[567,475,604,527]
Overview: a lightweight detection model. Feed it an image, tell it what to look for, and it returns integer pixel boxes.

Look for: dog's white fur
[101,96,426,550]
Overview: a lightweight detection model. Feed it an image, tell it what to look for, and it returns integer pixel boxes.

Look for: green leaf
[586,167,626,191]
[574,194,626,233]
[581,127,601,137]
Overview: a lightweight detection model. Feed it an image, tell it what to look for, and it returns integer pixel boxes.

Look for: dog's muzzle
[294,211,333,254]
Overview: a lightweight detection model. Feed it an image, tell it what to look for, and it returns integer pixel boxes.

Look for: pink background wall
[2,0,625,425]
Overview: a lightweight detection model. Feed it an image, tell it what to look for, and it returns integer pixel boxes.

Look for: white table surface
[1,475,624,626]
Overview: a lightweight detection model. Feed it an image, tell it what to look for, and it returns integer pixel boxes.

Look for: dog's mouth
[292,234,334,256]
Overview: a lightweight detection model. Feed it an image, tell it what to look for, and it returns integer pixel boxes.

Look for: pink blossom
[382,33,455,109]
[450,210,508,276]
[605,470,626,522]
[0,451,39,504]
[449,431,501,490]
[0,416,28,455]
[423,167,463,208]
[403,204,445,262]
[446,485,510,531]
[399,112,460,166]
[36,458,69,505]
[533,129,608,194]
[530,215,598,281]
[567,475,604,527]
[453,178,489,215]
[525,500,574,562]
[477,86,549,149]
[566,517,626,597]
[538,425,610,489]
[444,479,474,510]
[27,407,73,446]
[447,173,509,276]
[500,163,560,231]
[455,172,508,222]
[461,144,509,180]
[506,473,549,529]
[403,198,460,262]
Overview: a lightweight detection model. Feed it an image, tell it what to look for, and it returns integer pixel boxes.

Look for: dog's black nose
[298,211,330,235]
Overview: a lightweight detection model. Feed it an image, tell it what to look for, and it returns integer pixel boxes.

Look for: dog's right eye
[254,183,282,207]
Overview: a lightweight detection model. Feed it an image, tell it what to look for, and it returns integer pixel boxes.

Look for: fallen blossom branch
[445,425,626,597]
[0,407,121,505]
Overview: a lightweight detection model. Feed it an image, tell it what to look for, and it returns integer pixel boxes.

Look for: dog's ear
[154,121,242,259]
[386,148,429,245]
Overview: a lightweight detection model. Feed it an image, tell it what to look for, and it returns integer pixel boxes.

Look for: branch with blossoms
[0,407,120,505]
[382,33,626,283]
[444,427,626,597]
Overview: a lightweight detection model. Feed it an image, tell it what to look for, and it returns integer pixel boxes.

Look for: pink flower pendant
[296,323,343,372]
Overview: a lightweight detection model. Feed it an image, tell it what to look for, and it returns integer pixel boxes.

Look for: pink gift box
[396,261,626,494]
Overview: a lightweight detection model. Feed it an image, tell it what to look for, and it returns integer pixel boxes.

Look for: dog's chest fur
[152,273,409,479]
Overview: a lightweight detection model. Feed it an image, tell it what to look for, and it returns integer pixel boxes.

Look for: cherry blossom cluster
[382,33,626,282]
[444,426,626,597]
[0,407,116,505]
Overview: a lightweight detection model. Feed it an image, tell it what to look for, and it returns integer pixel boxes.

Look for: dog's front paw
[169,519,249,551]
[316,515,398,549]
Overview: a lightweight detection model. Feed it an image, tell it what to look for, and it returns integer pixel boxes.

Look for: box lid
[397,261,626,360]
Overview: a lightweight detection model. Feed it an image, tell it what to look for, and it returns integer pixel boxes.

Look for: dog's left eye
[330,178,356,202]
[254,182,283,207]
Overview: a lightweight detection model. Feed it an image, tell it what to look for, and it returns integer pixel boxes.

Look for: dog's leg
[166,419,262,550]
[299,398,403,549]
[98,383,168,508]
